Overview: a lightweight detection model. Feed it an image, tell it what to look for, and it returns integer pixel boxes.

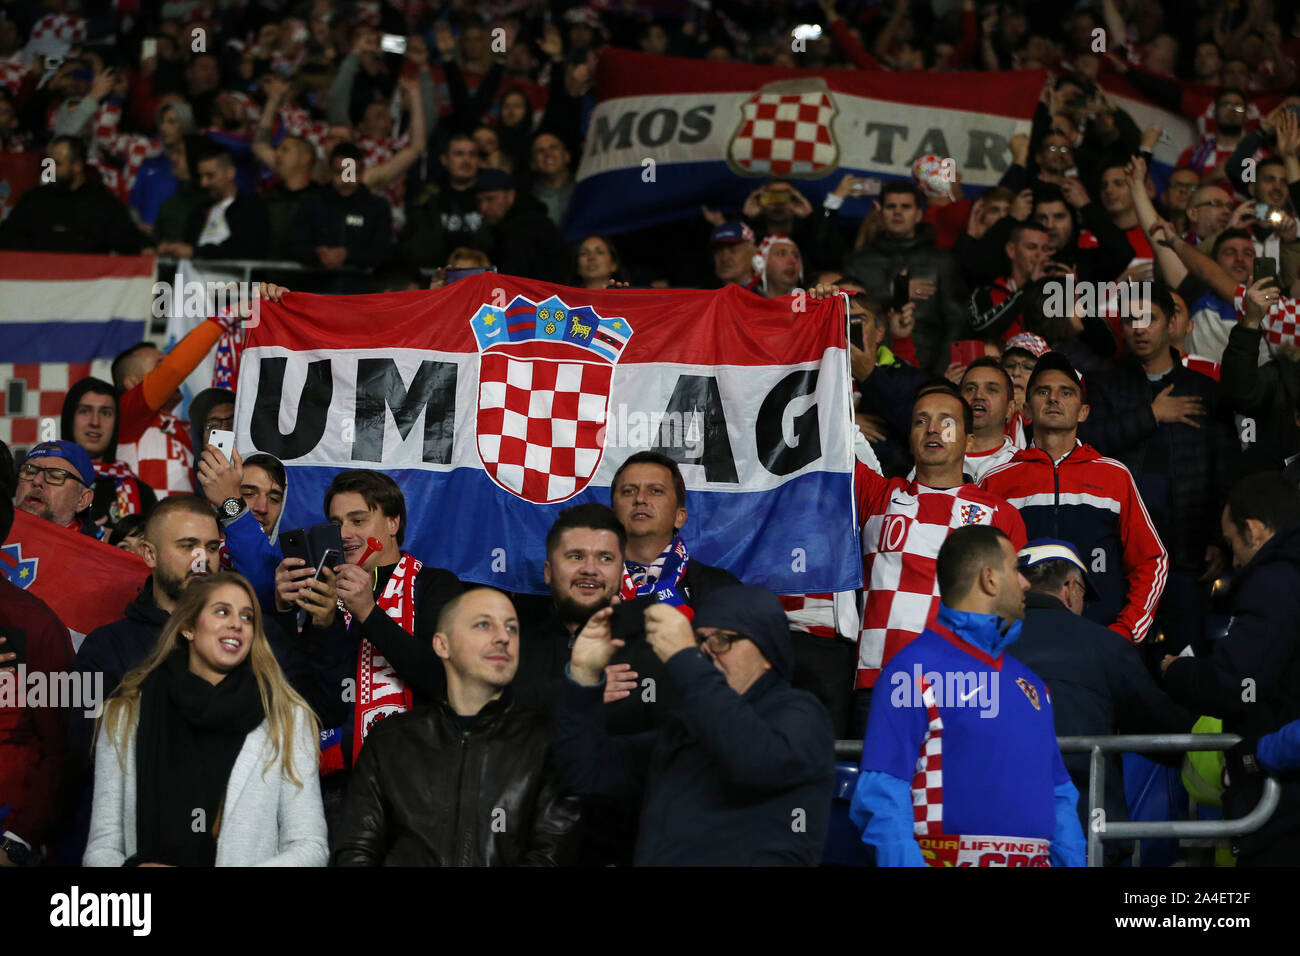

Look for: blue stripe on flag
[276,464,862,596]
[0,319,148,362]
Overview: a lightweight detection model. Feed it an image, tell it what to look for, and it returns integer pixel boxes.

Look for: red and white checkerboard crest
[1016,676,1041,710]
[470,294,634,504]
[959,503,986,525]
[728,77,839,177]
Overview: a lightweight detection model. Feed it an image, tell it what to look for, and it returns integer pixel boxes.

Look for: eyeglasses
[696,629,742,655]
[1192,199,1231,209]
[19,462,84,486]
[1042,145,1072,154]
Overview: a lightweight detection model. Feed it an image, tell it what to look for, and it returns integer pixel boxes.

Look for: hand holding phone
[208,429,235,460]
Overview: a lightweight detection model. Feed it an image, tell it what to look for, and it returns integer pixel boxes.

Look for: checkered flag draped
[476,355,608,503]
[0,57,25,96]
[730,89,837,177]
[1233,283,1300,349]
[28,13,87,47]
[911,676,945,836]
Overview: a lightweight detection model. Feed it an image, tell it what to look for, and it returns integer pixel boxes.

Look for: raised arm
[362,74,426,191]
[1125,154,1188,287]
[252,75,289,172]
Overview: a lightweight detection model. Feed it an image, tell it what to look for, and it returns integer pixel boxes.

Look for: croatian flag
[234,275,862,596]
[0,253,154,447]
[566,50,1047,240]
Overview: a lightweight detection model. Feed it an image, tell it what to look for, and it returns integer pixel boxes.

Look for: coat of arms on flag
[0,542,39,588]
[470,294,633,504]
[728,77,839,177]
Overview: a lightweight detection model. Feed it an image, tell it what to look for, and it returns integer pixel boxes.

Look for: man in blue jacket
[851,524,1086,867]
[554,585,835,865]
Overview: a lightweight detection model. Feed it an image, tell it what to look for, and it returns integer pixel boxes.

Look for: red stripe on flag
[246,278,847,366]
[0,252,155,281]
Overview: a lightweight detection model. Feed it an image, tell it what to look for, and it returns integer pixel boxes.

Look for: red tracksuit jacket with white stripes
[980,440,1168,643]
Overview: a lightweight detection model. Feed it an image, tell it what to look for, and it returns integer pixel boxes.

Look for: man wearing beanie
[13,440,102,538]
[554,585,836,865]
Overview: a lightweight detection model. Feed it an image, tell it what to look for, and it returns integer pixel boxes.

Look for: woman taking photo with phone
[85,572,327,867]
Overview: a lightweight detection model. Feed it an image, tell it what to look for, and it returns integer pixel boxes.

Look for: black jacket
[554,650,835,865]
[470,192,568,282]
[1163,520,1300,852]
[332,693,581,866]
[0,180,145,254]
[400,173,481,268]
[843,223,968,376]
[287,185,393,269]
[1221,323,1300,476]
[1013,592,1194,841]
[184,191,270,260]
[1081,350,1240,570]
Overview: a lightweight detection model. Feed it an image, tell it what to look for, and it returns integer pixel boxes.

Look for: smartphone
[208,428,235,460]
[858,177,883,197]
[308,522,346,570]
[1256,202,1270,221]
[1254,257,1278,287]
[445,266,495,283]
[278,528,313,566]
[762,184,792,206]
[891,272,910,310]
[0,627,27,669]
[380,34,407,54]
[141,37,157,62]
[950,340,985,367]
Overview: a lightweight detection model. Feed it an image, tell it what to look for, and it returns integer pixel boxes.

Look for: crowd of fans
[6,0,1300,868]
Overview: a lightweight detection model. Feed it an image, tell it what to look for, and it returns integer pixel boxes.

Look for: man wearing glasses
[1184,184,1234,245]
[1177,89,1249,186]
[14,441,101,538]
[555,585,835,865]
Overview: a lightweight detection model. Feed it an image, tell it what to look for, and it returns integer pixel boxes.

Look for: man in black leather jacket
[332,587,581,866]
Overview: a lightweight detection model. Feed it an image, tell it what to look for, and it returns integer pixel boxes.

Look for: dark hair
[963,355,1013,395]
[242,454,286,491]
[1225,472,1300,536]
[1258,156,1287,175]
[914,381,974,435]
[330,141,365,166]
[1215,85,1247,105]
[144,494,218,542]
[1148,281,1176,324]
[1031,182,1068,208]
[108,512,149,547]
[545,502,628,557]
[48,133,88,164]
[936,525,1011,604]
[110,342,159,390]
[442,131,477,153]
[1211,227,1254,259]
[1008,221,1051,245]
[573,234,623,283]
[324,470,407,545]
[1022,557,1081,594]
[195,142,235,169]
[611,451,687,512]
[881,181,923,206]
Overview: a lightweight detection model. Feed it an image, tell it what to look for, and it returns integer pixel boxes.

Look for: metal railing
[834,734,1281,867]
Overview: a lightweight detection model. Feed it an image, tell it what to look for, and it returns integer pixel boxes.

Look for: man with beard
[401,132,482,269]
[1177,88,1249,187]
[67,494,319,863]
[0,135,145,253]
[157,143,269,260]
[60,379,156,528]
[13,441,100,538]
[529,132,574,228]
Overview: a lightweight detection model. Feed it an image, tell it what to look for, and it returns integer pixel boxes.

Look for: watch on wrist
[220,497,246,521]
[1,837,32,866]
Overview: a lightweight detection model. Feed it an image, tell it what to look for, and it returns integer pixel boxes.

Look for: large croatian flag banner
[235,275,861,596]
[566,50,1046,239]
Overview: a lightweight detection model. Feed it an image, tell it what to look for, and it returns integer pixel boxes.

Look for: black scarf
[131,649,265,867]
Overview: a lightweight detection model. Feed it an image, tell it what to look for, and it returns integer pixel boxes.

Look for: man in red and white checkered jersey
[849,383,1026,735]
[110,312,238,498]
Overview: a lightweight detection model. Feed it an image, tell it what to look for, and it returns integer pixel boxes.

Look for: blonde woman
[85,572,326,867]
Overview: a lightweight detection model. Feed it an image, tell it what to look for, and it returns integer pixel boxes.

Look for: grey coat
[84,704,327,867]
